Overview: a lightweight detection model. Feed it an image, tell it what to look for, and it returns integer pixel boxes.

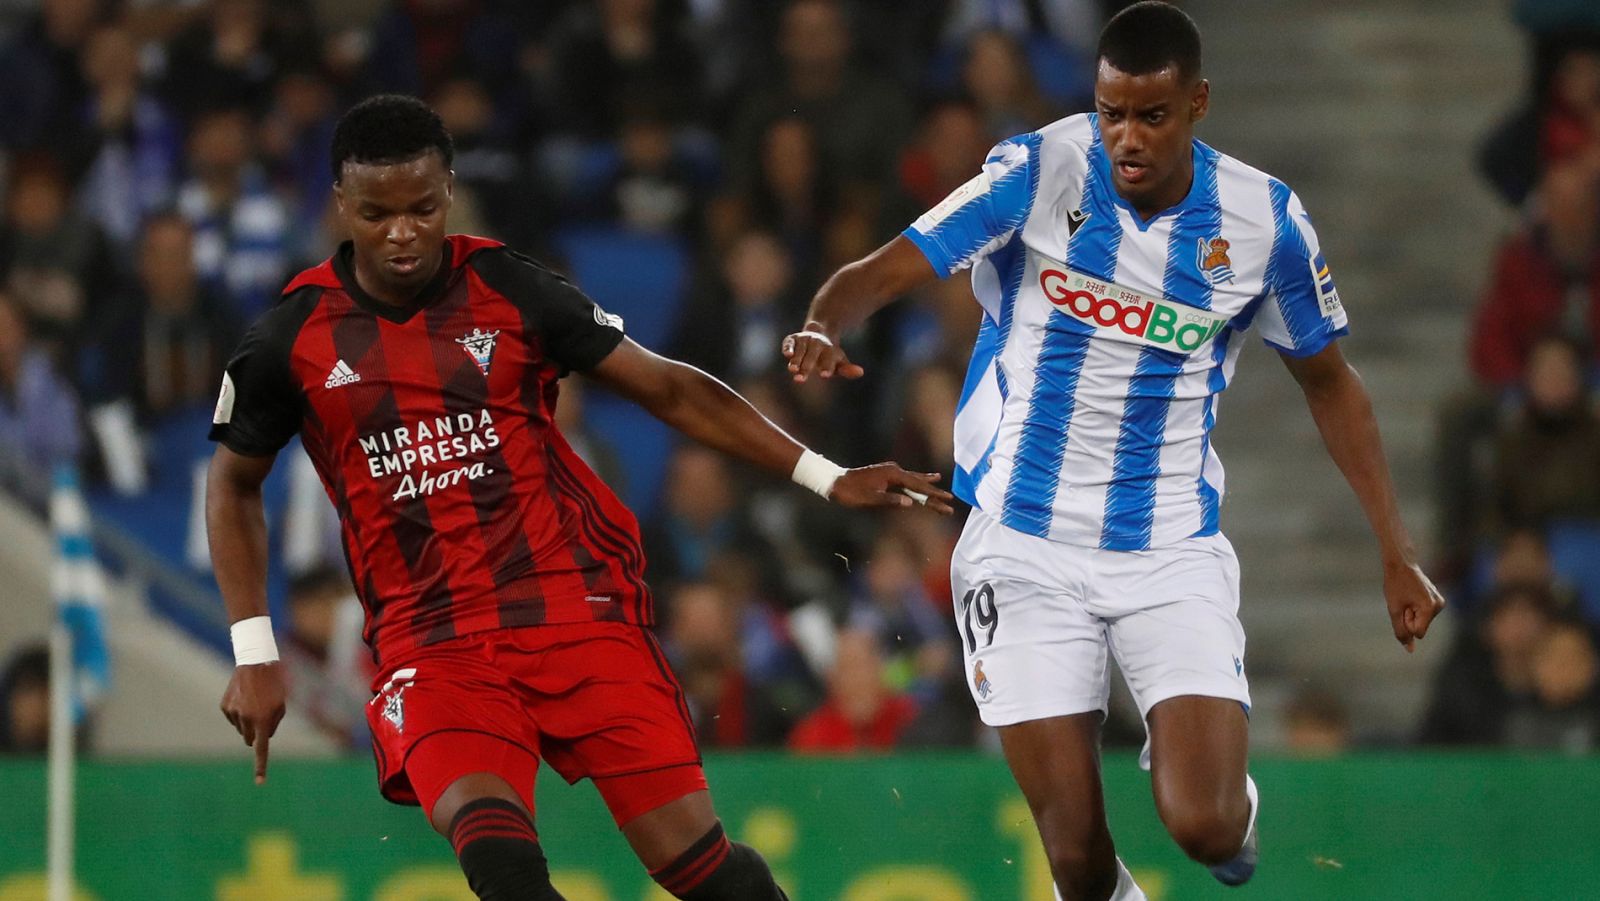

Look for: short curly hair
[1098,1,1203,83]
[330,94,454,183]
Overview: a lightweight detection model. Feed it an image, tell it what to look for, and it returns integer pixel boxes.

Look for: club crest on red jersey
[374,667,417,732]
[456,328,501,375]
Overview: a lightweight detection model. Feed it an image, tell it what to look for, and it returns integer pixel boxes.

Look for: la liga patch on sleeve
[1310,253,1343,319]
[213,372,235,425]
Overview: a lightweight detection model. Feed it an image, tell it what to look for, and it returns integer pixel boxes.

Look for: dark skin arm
[1281,342,1445,651]
[783,236,940,382]
[589,337,955,513]
[207,445,286,784]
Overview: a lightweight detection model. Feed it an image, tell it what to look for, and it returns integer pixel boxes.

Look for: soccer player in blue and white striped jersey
[783,3,1445,899]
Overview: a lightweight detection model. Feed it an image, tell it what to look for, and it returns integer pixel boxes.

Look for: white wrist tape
[230,616,280,666]
[792,449,846,500]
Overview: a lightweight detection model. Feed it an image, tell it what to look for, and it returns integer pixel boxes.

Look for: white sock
[1111,857,1147,901]
[1235,771,1260,857]
[1052,857,1146,901]
[1244,774,1260,838]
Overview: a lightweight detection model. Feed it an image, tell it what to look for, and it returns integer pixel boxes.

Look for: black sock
[449,798,567,901]
[649,821,789,901]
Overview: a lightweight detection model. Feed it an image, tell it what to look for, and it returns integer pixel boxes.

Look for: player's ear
[333,181,346,217]
[1191,78,1210,124]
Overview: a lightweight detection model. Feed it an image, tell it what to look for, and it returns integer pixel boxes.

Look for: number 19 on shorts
[960,583,999,652]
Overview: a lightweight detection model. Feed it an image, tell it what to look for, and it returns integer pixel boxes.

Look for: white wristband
[230,616,280,666]
[793,330,833,346]
[792,449,846,500]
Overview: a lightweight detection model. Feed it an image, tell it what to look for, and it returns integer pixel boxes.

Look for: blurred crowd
[0,0,1128,754]
[1424,2,1600,752]
[7,0,1592,760]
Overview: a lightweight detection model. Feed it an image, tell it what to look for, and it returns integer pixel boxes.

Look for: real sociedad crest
[1197,237,1236,286]
[456,328,501,376]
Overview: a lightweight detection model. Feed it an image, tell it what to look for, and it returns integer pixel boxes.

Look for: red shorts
[365,621,706,828]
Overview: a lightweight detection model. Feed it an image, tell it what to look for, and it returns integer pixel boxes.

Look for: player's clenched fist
[782,324,864,383]
[220,662,287,784]
[1382,560,1446,653]
[829,464,956,514]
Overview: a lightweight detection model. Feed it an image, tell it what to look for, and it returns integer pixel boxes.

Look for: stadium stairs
[1189,0,1523,742]
[0,491,336,756]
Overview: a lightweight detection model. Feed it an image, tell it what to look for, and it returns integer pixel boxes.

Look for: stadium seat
[552,227,692,519]
[553,226,690,351]
[1547,520,1600,623]
[581,391,676,521]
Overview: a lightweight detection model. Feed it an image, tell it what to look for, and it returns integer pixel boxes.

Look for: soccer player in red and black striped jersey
[208,96,954,901]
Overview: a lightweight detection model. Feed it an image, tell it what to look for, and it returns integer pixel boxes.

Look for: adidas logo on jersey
[324,359,361,388]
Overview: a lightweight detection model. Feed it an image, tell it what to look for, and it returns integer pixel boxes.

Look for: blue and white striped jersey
[905,113,1348,551]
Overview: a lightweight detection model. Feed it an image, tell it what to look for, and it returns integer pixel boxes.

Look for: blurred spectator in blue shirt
[0,296,83,470]
[259,65,338,254]
[176,105,290,320]
[848,530,957,707]
[642,444,781,593]
[75,24,184,252]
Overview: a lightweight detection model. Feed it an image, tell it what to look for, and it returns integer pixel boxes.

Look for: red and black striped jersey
[210,235,650,666]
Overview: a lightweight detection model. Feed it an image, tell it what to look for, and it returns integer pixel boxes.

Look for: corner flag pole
[47,618,73,901]
[48,464,110,901]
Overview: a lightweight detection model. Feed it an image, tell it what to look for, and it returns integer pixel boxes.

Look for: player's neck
[351,252,444,308]
[1125,161,1195,222]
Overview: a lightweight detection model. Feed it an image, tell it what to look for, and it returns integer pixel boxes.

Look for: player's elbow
[632,357,702,422]
[827,253,908,307]
[1298,359,1362,405]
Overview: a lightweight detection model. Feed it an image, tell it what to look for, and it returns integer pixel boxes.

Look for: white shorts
[951,507,1250,728]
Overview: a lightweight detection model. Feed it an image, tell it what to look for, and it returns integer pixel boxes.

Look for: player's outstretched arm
[207,445,287,783]
[784,236,939,383]
[589,338,955,513]
[1281,343,1445,652]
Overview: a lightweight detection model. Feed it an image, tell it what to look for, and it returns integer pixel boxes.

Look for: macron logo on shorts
[325,359,361,389]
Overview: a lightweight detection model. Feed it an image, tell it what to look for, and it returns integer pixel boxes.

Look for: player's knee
[1159,798,1249,865]
[430,773,526,837]
[448,797,564,901]
[649,821,788,901]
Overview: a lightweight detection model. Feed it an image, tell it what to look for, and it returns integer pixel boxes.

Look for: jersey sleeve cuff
[558,325,627,373]
[208,425,286,457]
[1264,325,1349,358]
[901,227,955,280]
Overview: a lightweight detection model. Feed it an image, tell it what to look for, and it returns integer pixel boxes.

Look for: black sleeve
[470,247,626,373]
[207,297,309,457]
